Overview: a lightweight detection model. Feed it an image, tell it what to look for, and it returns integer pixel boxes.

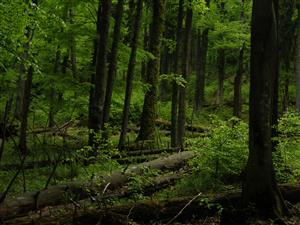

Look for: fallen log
[155,119,208,133]
[0,151,196,220]
[0,147,182,171]
[5,183,300,225]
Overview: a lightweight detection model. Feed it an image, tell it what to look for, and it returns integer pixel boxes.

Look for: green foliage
[189,116,248,178]
[273,111,300,182]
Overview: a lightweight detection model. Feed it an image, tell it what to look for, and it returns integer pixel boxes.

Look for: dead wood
[0,151,195,221]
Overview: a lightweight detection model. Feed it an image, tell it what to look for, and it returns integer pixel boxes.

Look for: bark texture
[88,0,112,146]
[177,2,193,148]
[137,0,165,141]
[242,0,287,216]
[118,0,143,149]
[171,0,185,147]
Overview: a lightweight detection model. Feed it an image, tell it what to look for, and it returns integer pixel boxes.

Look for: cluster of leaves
[190,116,248,178]
[273,111,300,182]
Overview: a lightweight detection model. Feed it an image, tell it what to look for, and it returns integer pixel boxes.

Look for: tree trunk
[233,43,245,118]
[242,0,287,216]
[18,66,33,155]
[88,0,112,147]
[194,26,209,113]
[118,0,143,150]
[48,48,61,128]
[69,7,78,80]
[177,3,193,148]
[171,0,184,147]
[18,0,38,155]
[102,0,125,132]
[216,2,225,106]
[216,49,225,105]
[136,0,165,141]
[0,151,195,220]
[295,7,300,112]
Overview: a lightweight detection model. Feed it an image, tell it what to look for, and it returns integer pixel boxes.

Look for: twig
[166,192,202,225]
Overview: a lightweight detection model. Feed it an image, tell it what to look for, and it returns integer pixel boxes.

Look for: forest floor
[1,113,300,225]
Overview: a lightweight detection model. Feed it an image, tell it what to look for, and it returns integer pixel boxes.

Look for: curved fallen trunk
[0,151,196,220]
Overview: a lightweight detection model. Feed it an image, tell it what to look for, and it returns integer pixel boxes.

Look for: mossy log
[0,151,195,221]
[4,184,300,225]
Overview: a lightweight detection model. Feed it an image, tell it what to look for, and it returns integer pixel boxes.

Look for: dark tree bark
[18,66,33,155]
[177,2,193,148]
[242,0,287,216]
[88,0,112,147]
[48,48,61,128]
[18,0,38,155]
[194,24,209,113]
[216,49,225,105]
[216,1,225,106]
[136,0,165,141]
[233,43,244,118]
[69,7,78,80]
[118,0,143,150]
[233,0,245,118]
[171,0,184,147]
[88,3,102,133]
[102,0,125,131]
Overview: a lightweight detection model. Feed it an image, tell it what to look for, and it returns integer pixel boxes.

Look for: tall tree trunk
[69,7,78,80]
[141,26,149,82]
[242,0,287,216]
[216,49,225,105]
[88,0,112,147]
[136,0,165,141]
[233,0,245,118]
[194,26,209,113]
[295,6,300,112]
[216,1,225,106]
[118,0,143,150]
[88,3,102,133]
[233,44,244,118]
[19,66,33,155]
[171,0,184,147]
[18,0,38,155]
[177,2,193,148]
[48,48,61,128]
[102,0,125,131]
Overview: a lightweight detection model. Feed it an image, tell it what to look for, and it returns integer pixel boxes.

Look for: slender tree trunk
[48,48,61,128]
[19,66,33,155]
[102,0,125,130]
[194,27,209,113]
[216,49,225,105]
[69,7,78,80]
[216,1,225,106]
[18,0,38,155]
[88,3,101,132]
[177,2,193,148]
[295,7,300,112]
[233,44,244,118]
[282,77,289,113]
[141,26,149,82]
[136,0,165,141]
[242,0,287,216]
[88,0,112,147]
[233,0,245,118]
[171,0,184,147]
[118,0,143,150]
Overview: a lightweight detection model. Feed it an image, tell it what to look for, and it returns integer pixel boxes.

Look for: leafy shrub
[273,111,300,182]
[189,116,248,180]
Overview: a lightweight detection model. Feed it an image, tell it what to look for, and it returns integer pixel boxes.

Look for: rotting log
[0,147,183,171]
[0,151,196,221]
[5,183,300,225]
